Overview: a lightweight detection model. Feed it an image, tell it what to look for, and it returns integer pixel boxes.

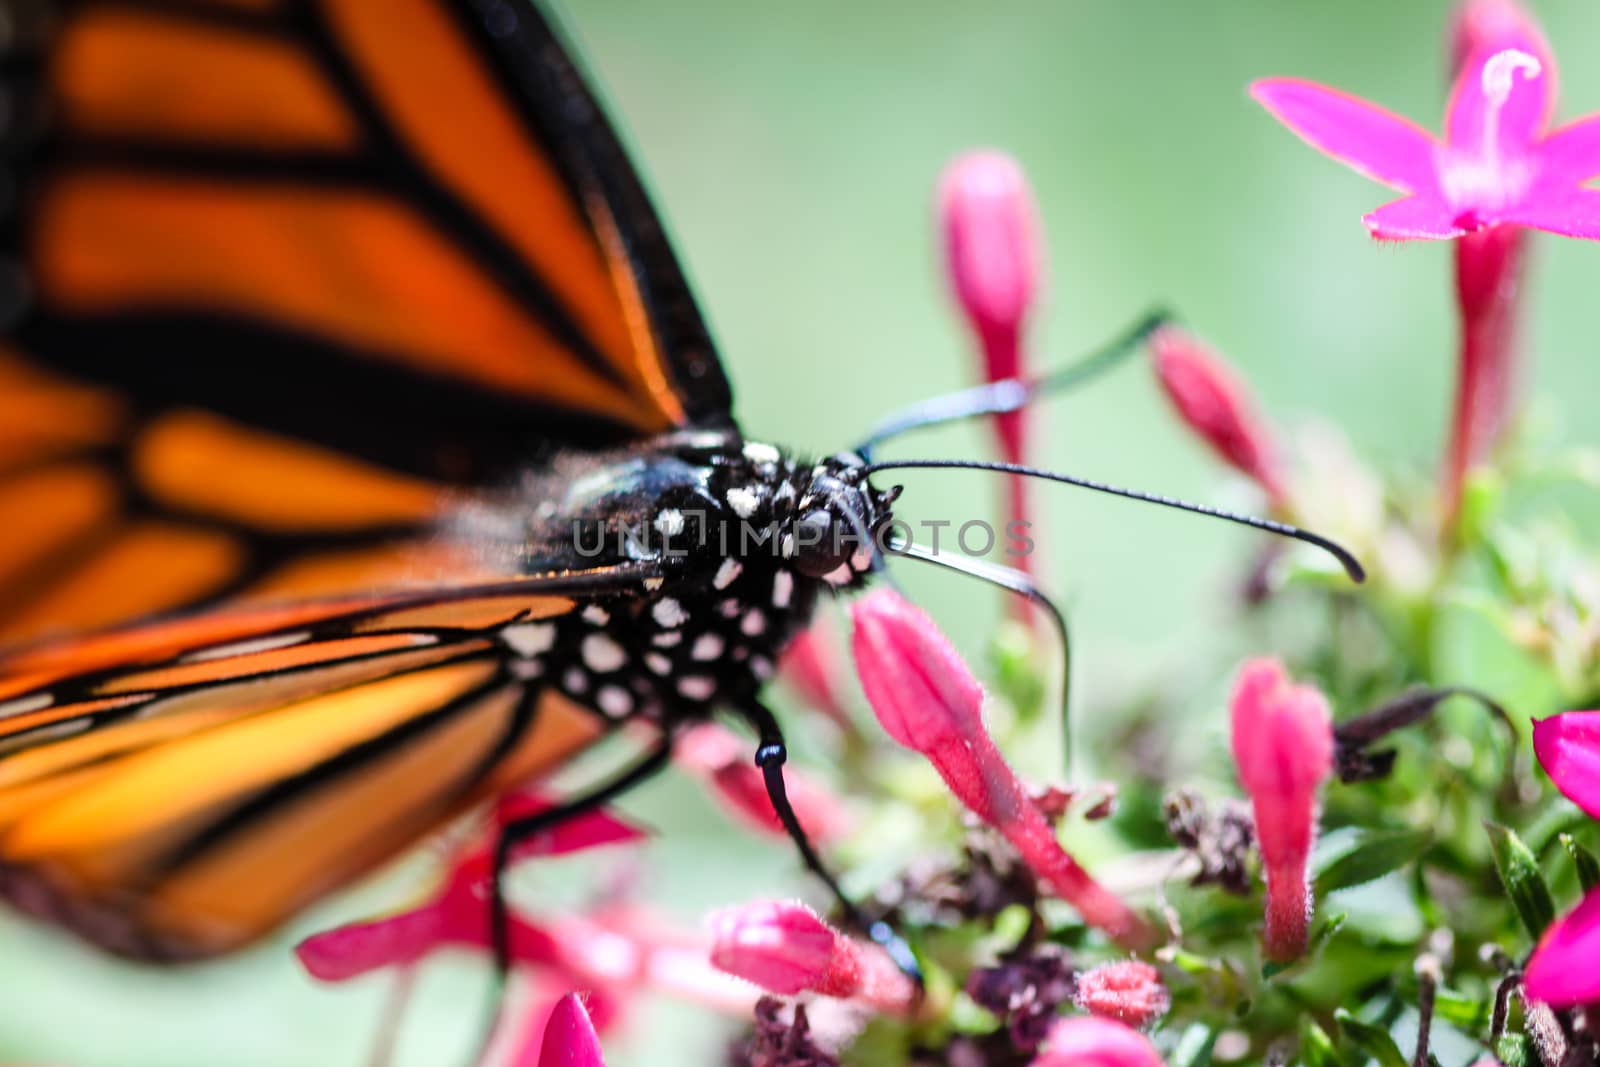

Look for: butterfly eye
[791,508,854,578]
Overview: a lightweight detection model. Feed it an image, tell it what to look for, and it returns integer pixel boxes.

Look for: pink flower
[295,790,646,981]
[675,724,850,843]
[1532,711,1600,820]
[939,151,1043,601]
[849,589,1151,948]
[1147,326,1287,505]
[1031,1017,1165,1067]
[1073,961,1171,1028]
[529,992,607,1067]
[1524,885,1600,1007]
[779,621,853,732]
[1252,27,1600,240]
[708,900,918,1015]
[1229,659,1334,963]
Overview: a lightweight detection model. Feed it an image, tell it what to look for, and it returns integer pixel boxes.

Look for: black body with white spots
[464,428,898,733]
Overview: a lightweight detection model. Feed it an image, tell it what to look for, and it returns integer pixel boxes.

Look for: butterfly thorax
[462,430,896,727]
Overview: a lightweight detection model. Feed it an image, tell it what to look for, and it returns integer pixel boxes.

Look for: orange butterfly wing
[0,576,660,959]
[0,0,731,646]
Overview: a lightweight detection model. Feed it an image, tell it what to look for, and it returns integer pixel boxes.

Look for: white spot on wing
[654,509,685,538]
[652,598,688,628]
[741,609,767,637]
[652,631,683,648]
[644,577,665,592]
[581,633,626,673]
[713,559,743,590]
[502,622,556,657]
[691,633,724,661]
[645,652,673,675]
[563,668,589,694]
[772,571,794,609]
[582,604,610,625]
[751,655,774,680]
[510,659,545,680]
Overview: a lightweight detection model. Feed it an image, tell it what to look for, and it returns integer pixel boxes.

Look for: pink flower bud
[779,621,852,732]
[534,993,608,1067]
[1032,1017,1165,1067]
[1073,961,1170,1028]
[1524,886,1600,1007]
[1229,658,1333,962]
[708,900,917,1014]
[850,589,1151,948]
[939,151,1041,402]
[939,151,1044,602]
[1533,711,1600,819]
[675,724,850,843]
[1148,326,1287,505]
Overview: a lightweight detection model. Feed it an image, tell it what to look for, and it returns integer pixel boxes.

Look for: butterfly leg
[737,697,923,984]
[475,733,675,1060]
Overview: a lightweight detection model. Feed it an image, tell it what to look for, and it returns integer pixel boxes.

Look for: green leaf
[1429,989,1490,1030]
[1299,1018,1340,1067]
[1314,829,1432,896]
[1170,1023,1217,1067]
[1485,821,1557,939]
[1335,1009,1409,1067]
[1561,832,1600,892]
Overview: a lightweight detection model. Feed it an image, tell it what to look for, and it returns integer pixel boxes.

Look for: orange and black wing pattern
[0,572,659,960]
[0,0,732,646]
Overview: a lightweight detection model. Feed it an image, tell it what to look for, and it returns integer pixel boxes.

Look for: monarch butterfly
[0,0,1360,994]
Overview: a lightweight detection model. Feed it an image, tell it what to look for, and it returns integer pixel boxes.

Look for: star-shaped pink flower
[1254,37,1600,240]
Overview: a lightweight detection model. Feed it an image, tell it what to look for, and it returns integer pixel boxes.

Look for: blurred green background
[4,1,1599,1064]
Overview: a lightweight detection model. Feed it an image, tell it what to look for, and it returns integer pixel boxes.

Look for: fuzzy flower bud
[1073,961,1171,1028]
[779,622,852,732]
[1532,711,1600,820]
[1229,658,1333,962]
[1031,1016,1165,1067]
[708,900,917,1015]
[939,150,1044,600]
[533,992,608,1067]
[850,589,1151,948]
[1524,886,1600,1007]
[1148,326,1287,505]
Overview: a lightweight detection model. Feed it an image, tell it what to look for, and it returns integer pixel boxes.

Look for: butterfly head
[781,451,900,587]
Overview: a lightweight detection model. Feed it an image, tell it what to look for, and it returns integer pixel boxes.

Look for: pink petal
[294,907,443,982]
[495,791,650,863]
[1032,1017,1164,1067]
[1524,887,1600,1007]
[1251,78,1440,195]
[1532,711,1600,819]
[1446,43,1554,156]
[1532,114,1600,187]
[1501,187,1600,239]
[536,993,608,1067]
[1362,195,1471,240]
[779,622,852,731]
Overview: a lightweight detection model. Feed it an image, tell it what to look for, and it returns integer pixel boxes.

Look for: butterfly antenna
[854,307,1171,459]
[887,539,1078,778]
[858,458,1367,583]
